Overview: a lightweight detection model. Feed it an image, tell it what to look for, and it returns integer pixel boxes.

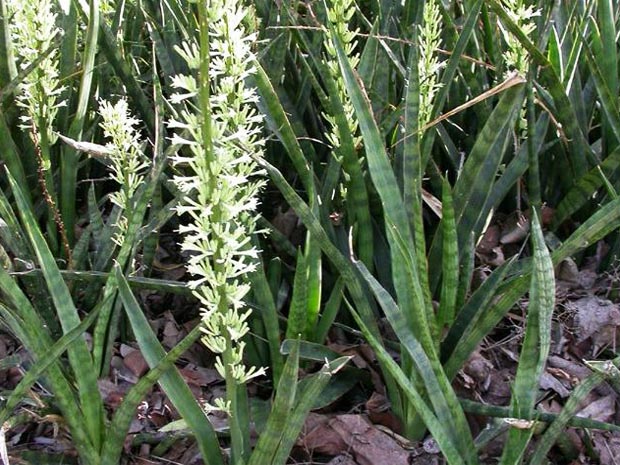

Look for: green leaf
[421,0,483,161]
[280,339,341,362]
[353,258,478,465]
[270,356,350,465]
[500,212,555,464]
[252,61,314,195]
[345,299,469,465]
[250,250,283,384]
[452,84,525,248]
[60,0,100,244]
[459,397,620,433]
[528,369,611,465]
[315,278,344,344]
[553,145,620,228]
[312,40,373,268]
[0,273,98,462]
[329,28,410,244]
[438,179,459,329]
[0,300,102,427]
[442,258,515,366]
[584,29,620,147]
[285,252,309,339]
[247,339,300,465]
[593,0,619,152]
[487,0,591,177]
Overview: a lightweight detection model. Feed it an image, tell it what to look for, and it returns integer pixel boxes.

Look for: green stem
[198,0,213,164]
[224,341,244,465]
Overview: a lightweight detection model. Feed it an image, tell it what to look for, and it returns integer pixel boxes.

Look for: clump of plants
[0,0,618,464]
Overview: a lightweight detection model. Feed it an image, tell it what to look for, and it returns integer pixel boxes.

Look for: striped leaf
[500,212,555,464]
[438,179,459,329]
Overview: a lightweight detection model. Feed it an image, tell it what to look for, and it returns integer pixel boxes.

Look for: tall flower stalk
[322,0,375,269]
[170,0,265,460]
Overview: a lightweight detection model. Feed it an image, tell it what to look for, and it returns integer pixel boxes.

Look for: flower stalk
[8,0,65,251]
[170,1,266,461]
[98,98,149,244]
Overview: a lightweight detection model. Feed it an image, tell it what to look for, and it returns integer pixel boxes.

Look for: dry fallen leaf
[123,349,149,377]
[576,394,616,423]
[593,432,620,465]
[571,296,620,354]
[462,350,493,392]
[299,414,410,465]
[540,371,571,398]
[326,454,359,465]
[366,392,402,434]
[500,211,530,245]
